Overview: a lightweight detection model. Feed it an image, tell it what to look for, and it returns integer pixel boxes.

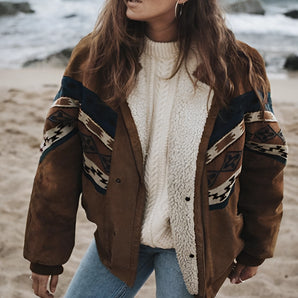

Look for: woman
[24,0,287,297]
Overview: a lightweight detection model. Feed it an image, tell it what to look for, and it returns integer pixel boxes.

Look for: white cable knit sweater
[127,37,212,294]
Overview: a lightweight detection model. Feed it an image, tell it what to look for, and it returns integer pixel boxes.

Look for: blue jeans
[64,239,194,298]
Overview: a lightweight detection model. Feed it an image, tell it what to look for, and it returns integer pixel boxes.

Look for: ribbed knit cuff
[30,263,64,275]
[236,251,265,266]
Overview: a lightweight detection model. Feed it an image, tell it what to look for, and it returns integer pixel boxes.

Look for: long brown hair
[85,0,269,107]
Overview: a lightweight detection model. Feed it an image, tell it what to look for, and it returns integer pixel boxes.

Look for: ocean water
[0,0,298,73]
[226,0,298,73]
[0,0,101,68]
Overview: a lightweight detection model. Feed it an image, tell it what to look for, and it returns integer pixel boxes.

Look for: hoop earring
[175,1,184,19]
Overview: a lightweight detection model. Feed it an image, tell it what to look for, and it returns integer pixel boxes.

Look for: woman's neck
[145,19,178,42]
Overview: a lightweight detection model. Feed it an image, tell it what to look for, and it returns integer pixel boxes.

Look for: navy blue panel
[54,76,118,139]
[264,93,273,113]
[83,171,107,194]
[208,91,271,149]
[54,76,83,101]
[80,87,118,138]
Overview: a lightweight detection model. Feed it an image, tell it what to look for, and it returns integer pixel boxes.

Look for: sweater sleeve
[237,92,287,266]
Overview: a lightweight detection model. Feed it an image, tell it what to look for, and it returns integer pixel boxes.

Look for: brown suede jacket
[24,35,287,297]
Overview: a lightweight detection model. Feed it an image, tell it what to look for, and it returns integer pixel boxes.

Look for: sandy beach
[0,68,297,298]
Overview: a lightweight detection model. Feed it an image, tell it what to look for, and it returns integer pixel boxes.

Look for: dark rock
[64,14,77,19]
[284,10,298,19]
[284,54,298,71]
[59,48,73,58]
[0,2,34,16]
[14,2,34,13]
[23,48,73,68]
[221,0,265,15]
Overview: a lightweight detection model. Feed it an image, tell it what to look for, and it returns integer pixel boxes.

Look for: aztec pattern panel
[40,97,80,163]
[78,117,114,194]
[207,140,245,210]
[243,92,287,164]
[206,91,287,210]
[77,75,117,194]
[41,76,118,194]
[244,114,287,164]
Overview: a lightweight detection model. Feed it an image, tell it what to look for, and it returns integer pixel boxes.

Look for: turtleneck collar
[143,36,179,60]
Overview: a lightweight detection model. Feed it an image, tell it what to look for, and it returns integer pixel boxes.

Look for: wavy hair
[84,0,269,107]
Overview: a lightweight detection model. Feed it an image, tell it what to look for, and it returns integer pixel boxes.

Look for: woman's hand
[31,272,59,298]
[229,263,258,284]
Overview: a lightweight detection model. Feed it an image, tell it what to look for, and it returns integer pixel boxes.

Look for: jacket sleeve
[237,93,287,266]
[23,35,93,275]
[23,86,83,275]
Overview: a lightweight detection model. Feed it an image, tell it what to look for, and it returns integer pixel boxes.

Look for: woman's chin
[126,10,144,21]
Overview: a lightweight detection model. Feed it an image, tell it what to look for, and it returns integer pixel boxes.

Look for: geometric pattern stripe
[40,123,75,153]
[79,110,114,151]
[244,110,277,123]
[208,166,242,207]
[51,97,80,108]
[80,132,112,174]
[245,141,288,159]
[82,153,109,192]
[206,120,245,164]
[207,150,242,187]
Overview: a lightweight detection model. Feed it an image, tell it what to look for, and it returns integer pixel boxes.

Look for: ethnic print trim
[40,97,79,162]
[51,96,80,108]
[207,150,242,188]
[39,76,118,194]
[78,110,114,151]
[244,110,277,123]
[208,166,242,210]
[82,153,109,194]
[40,122,75,153]
[206,120,245,164]
[245,141,288,163]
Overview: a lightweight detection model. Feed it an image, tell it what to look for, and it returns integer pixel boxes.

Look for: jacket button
[189,254,195,258]
[185,197,190,201]
[115,178,121,183]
